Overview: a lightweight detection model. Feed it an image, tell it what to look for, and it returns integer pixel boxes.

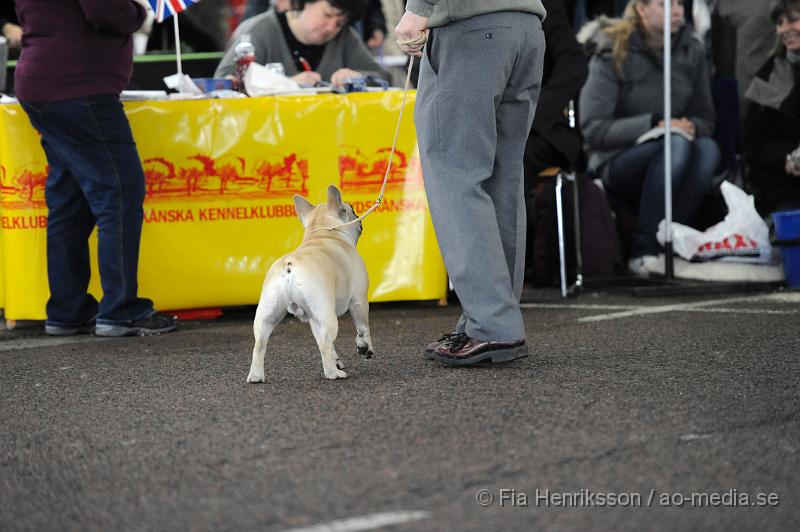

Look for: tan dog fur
[247,185,373,382]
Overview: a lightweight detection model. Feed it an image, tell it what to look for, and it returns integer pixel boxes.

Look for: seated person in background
[742,0,800,216]
[524,0,588,179]
[215,0,389,88]
[147,0,227,53]
[523,0,589,284]
[714,0,778,110]
[579,0,720,273]
[243,0,385,50]
[353,0,387,51]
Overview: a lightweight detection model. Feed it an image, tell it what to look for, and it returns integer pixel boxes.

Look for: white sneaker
[628,255,659,277]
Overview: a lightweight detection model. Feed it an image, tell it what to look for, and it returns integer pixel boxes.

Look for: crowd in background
[3,0,799,282]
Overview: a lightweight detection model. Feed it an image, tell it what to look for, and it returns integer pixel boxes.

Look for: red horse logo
[142,153,309,201]
[0,165,48,210]
[338,146,421,193]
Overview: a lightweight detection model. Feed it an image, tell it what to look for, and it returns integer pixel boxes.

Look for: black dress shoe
[432,334,527,366]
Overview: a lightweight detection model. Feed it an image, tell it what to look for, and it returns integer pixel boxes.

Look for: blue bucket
[773,209,800,288]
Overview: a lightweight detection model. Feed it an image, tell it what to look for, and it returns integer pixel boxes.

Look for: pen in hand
[291,56,322,87]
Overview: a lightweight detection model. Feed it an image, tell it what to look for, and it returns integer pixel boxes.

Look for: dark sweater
[743,56,800,215]
[14,0,146,102]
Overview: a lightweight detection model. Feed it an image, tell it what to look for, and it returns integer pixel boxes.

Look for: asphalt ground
[1,287,798,532]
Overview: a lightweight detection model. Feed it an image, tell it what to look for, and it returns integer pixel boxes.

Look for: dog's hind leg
[247,293,286,384]
[310,314,347,380]
[349,298,374,359]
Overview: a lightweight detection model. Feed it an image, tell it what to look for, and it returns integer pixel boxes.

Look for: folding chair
[537,166,583,298]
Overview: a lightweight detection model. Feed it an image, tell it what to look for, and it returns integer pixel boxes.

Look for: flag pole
[173,14,184,91]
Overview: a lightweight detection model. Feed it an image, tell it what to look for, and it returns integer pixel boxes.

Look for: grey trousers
[415,12,544,342]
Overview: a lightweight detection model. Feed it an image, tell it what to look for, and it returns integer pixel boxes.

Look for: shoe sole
[44,326,95,336]
[94,324,177,337]
[432,345,528,366]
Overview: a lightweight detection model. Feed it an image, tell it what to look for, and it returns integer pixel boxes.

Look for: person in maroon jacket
[15,0,177,337]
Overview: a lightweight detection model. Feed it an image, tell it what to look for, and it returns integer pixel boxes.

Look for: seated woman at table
[214,0,389,88]
[579,0,720,274]
[742,0,800,216]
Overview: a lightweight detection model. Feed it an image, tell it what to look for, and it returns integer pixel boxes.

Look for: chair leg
[555,173,568,298]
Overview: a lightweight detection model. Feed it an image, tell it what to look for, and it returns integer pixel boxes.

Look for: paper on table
[162,73,204,95]
[244,62,302,96]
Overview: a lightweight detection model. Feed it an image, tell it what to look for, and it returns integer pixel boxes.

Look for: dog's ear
[327,185,343,210]
[293,194,314,224]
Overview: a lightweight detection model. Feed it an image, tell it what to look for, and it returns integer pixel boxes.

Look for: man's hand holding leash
[395,11,429,57]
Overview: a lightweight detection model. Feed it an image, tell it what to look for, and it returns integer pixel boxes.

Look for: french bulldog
[247,185,374,382]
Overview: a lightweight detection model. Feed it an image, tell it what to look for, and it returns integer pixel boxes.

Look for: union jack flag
[148,0,200,23]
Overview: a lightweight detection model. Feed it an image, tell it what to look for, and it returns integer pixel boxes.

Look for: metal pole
[663,0,674,279]
[569,171,584,295]
[173,15,184,89]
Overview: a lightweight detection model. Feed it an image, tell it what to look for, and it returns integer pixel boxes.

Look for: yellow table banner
[0,92,446,320]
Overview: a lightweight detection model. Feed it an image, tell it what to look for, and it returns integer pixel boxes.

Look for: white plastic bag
[657,181,773,264]
[244,62,302,96]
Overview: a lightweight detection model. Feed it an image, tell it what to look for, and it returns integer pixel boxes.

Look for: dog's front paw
[357,345,375,359]
[324,368,348,380]
[247,369,265,383]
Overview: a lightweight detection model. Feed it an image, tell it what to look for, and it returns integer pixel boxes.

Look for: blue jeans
[21,95,154,327]
[605,135,720,258]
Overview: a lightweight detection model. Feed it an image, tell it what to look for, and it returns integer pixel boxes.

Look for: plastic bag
[244,62,302,96]
[657,181,773,264]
